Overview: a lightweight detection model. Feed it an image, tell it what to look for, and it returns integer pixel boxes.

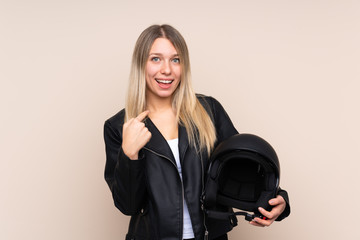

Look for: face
[145,38,181,101]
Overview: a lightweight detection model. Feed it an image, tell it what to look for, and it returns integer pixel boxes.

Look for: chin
[157,91,175,98]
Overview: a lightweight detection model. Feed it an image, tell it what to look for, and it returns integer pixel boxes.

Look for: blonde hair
[125,24,216,155]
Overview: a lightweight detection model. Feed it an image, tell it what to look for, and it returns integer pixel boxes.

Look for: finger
[258,207,274,220]
[252,217,272,227]
[144,130,152,142]
[138,127,151,141]
[141,126,151,136]
[135,110,150,122]
[138,121,145,129]
[249,220,265,227]
[269,195,285,206]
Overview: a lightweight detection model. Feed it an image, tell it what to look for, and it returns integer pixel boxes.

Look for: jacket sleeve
[275,187,291,221]
[103,120,146,215]
[208,96,239,143]
[208,96,291,221]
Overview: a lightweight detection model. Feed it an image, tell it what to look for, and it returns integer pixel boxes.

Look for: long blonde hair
[125,24,216,155]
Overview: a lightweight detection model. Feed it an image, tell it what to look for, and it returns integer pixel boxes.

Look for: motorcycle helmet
[202,133,280,223]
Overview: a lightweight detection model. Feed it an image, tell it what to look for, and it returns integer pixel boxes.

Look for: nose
[160,61,171,75]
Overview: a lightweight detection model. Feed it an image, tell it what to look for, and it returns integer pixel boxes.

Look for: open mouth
[155,79,174,84]
[155,78,174,89]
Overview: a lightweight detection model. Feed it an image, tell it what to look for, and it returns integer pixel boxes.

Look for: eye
[172,58,180,63]
[151,57,160,62]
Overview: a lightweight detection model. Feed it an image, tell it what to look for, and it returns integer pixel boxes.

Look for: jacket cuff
[275,188,291,221]
[117,147,145,171]
[114,148,146,215]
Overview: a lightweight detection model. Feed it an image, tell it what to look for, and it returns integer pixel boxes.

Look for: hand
[122,110,152,160]
[249,195,286,227]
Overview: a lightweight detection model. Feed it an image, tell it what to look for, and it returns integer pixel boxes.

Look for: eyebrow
[149,53,179,57]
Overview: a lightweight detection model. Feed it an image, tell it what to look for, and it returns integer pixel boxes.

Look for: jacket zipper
[143,147,185,240]
[199,154,209,240]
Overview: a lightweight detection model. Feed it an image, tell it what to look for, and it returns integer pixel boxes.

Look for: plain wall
[1,0,359,239]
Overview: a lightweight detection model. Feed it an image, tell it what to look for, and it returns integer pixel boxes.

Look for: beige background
[1,0,359,239]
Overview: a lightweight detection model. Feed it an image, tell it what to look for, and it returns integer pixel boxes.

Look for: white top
[167,138,195,239]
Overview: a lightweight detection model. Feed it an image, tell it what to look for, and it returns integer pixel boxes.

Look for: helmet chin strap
[233,211,267,221]
[205,209,268,226]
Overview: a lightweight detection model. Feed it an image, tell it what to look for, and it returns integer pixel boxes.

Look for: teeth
[156,79,173,84]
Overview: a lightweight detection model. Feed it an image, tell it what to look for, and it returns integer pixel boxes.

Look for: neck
[146,95,173,113]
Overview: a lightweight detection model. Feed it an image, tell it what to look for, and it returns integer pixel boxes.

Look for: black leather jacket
[104,95,290,240]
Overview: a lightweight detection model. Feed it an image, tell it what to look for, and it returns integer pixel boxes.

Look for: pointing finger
[135,110,150,122]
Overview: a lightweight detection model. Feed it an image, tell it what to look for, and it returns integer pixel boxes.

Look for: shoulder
[104,108,126,133]
[196,93,214,103]
[196,93,224,114]
[196,93,238,139]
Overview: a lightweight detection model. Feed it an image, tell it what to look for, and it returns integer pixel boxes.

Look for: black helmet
[202,133,280,223]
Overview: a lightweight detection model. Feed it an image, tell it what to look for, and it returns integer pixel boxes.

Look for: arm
[201,96,238,142]
[104,119,147,215]
[205,96,291,225]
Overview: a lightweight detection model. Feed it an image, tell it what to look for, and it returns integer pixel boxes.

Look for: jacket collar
[144,117,189,165]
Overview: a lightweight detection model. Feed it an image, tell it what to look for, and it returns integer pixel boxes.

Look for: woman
[104,24,290,240]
